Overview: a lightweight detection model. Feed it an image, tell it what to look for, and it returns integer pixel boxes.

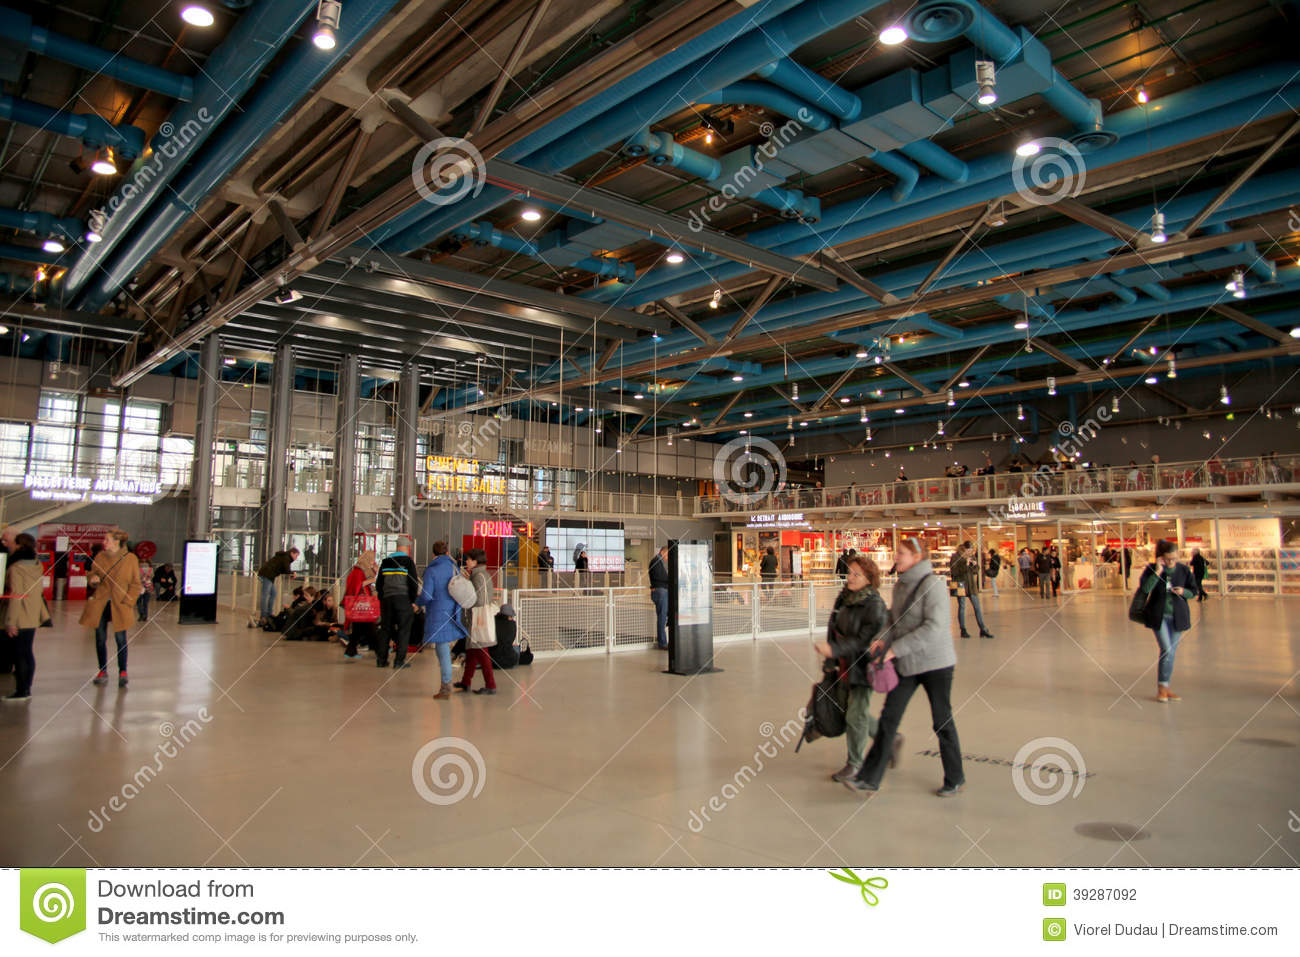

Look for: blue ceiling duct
[451,221,638,282]
[73,0,407,312]
[61,0,321,304]
[694,83,835,131]
[0,242,67,266]
[0,206,85,242]
[0,94,145,157]
[0,6,195,101]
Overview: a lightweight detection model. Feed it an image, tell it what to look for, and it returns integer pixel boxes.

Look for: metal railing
[695,453,1300,515]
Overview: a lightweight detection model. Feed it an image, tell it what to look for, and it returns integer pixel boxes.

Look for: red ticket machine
[67,552,90,601]
[37,551,55,601]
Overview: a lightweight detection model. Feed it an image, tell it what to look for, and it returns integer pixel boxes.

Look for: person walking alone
[376,540,419,669]
[845,538,965,797]
[950,541,994,639]
[984,548,1001,597]
[418,541,465,699]
[1034,548,1053,599]
[3,533,49,701]
[1190,547,1209,602]
[81,529,142,688]
[1135,540,1196,702]
[648,545,670,650]
[760,546,779,585]
[814,554,897,783]
[255,546,299,627]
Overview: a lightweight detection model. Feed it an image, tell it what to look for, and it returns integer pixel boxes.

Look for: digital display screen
[183,541,219,596]
[546,526,625,572]
[675,542,712,627]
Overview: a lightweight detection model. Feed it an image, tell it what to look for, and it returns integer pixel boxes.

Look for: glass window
[161,436,195,487]
[0,422,29,483]
[30,390,79,475]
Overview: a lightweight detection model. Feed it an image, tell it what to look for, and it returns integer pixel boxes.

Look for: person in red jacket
[342,551,378,660]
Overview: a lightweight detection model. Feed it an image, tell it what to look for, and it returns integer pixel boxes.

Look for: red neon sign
[473,520,516,538]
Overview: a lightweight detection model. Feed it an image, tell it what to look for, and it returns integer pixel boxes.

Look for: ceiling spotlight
[274,287,302,305]
[85,209,106,243]
[958,378,971,388]
[879,25,908,45]
[856,345,869,359]
[938,419,945,435]
[787,416,793,430]
[1144,375,1159,385]
[1289,326,1300,339]
[1046,376,1057,396]
[989,208,1007,227]
[1111,395,1120,413]
[1225,269,1244,293]
[1166,358,1177,379]
[709,289,722,309]
[1015,139,1041,158]
[633,392,643,399]
[1220,385,1231,406]
[744,411,753,418]
[520,208,542,222]
[946,389,955,407]
[1016,404,1025,421]
[738,429,747,435]
[665,251,685,264]
[894,407,904,414]
[1136,84,1149,105]
[800,421,808,427]
[1014,319,1029,330]
[874,354,883,365]
[313,1,342,51]
[975,60,997,105]
[1148,209,1167,244]
[42,236,66,254]
[865,427,873,441]
[180,4,215,27]
[90,147,117,176]
[791,382,798,400]
[859,407,868,423]
[840,396,851,404]
[223,357,237,366]
[34,267,47,282]
[731,373,744,382]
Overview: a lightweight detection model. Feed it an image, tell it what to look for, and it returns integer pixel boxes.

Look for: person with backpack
[949,541,994,640]
[376,541,419,669]
[845,537,965,798]
[1034,548,1053,599]
[648,545,670,649]
[418,541,465,700]
[1134,540,1196,703]
[255,546,299,627]
[3,532,49,701]
[813,554,899,783]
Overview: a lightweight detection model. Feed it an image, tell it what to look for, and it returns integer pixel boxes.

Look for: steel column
[332,353,361,579]
[263,344,295,563]
[394,363,421,536]
[187,335,222,540]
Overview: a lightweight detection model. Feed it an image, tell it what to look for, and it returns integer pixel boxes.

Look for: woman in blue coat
[419,541,466,700]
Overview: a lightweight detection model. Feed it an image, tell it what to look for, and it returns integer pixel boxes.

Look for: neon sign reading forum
[425,456,506,496]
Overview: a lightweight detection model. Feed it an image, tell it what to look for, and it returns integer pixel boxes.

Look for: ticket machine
[66,552,90,601]
[37,550,54,601]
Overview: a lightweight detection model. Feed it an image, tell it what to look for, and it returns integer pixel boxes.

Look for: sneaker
[3,692,31,702]
[92,670,108,686]
[343,654,361,661]
[1164,687,1181,701]
[935,783,964,797]
[472,687,497,695]
[842,778,879,794]
[118,672,129,688]
[830,763,861,783]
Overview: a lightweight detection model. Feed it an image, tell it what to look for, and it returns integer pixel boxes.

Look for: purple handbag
[868,657,899,694]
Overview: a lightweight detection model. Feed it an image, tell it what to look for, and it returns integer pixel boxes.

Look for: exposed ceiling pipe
[0,94,145,158]
[451,220,637,282]
[0,6,195,101]
[61,0,322,303]
[0,206,85,242]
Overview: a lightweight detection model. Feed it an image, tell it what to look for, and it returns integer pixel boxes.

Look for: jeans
[856,666,962,789]
[433,642,453,685]
[1153,616,1183,686]
[259,577,277,618]
[650,588,668,648]
[956,591,988,634]
[95,624,128,673]
[844,684,878,767]
[7,628,35,695]
[136,593,149,621]
[988,571,999,597]
[462,648,496,689]
[378,600,413,666]
[1038,575,1052,598]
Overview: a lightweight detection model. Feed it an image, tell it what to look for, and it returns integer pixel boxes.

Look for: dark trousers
[95,624,128,673]
[136,593,149,621]
[7,628,36,695]
[378,600,413,666]
[346,621,376,656]
[462,648,496,689]
[856,666,963,789]
[650,588,668,648]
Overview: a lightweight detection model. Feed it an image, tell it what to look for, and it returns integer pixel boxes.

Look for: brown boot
[433,682,452,700]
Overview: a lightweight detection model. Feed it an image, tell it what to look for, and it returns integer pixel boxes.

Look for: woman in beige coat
[79,529,141,687]
[4,532,50,701]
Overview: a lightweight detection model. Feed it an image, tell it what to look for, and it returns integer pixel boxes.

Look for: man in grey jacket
[846,538,965,797]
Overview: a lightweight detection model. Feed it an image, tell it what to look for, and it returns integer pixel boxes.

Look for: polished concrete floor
[0,586,1297,867]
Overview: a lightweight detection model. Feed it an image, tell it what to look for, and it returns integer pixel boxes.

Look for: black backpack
[795,659,849,751]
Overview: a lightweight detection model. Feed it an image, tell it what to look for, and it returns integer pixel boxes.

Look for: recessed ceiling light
[180,4,215,27]
[521,208,542,222]
[879,25,907,45]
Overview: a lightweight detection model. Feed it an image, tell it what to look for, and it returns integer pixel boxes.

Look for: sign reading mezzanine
[24,473,162,505]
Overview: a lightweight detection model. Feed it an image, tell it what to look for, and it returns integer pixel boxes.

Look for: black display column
[666,539,720,675]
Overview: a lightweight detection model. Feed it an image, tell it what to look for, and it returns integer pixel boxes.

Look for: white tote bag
[469,602,500,649]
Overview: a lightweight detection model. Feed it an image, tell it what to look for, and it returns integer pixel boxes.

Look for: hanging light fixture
[743,411,753,418]
[1112,395,1120,413]
[90,147,117,176]
[1149,210,1167,244]
[1225,269,1245,294]
[731,373,744,382]
[85,209,106,243]
[1015,139,1041,158]
[1136,84,1149,104]
[709,288,722,308]
[856,345,869,359]
[1016,404,1025,421]
[786,416,793,430]
[180,4,215,27]
[864,427,872,441]
[1047,376,1057,396]
[938,419,945,435]
[1166,357,1177,379]
[947,389,955,407]
[1219,385,1231,406]
[1144,374,1159,385]
[859,406,868,423]
[791,382,798,401]
[42,236,65,254]
[520,208,542,222]
[312,1,342,51]
[879,24,908,45]
[1014,318,1029,330]
[975,60,997,105]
